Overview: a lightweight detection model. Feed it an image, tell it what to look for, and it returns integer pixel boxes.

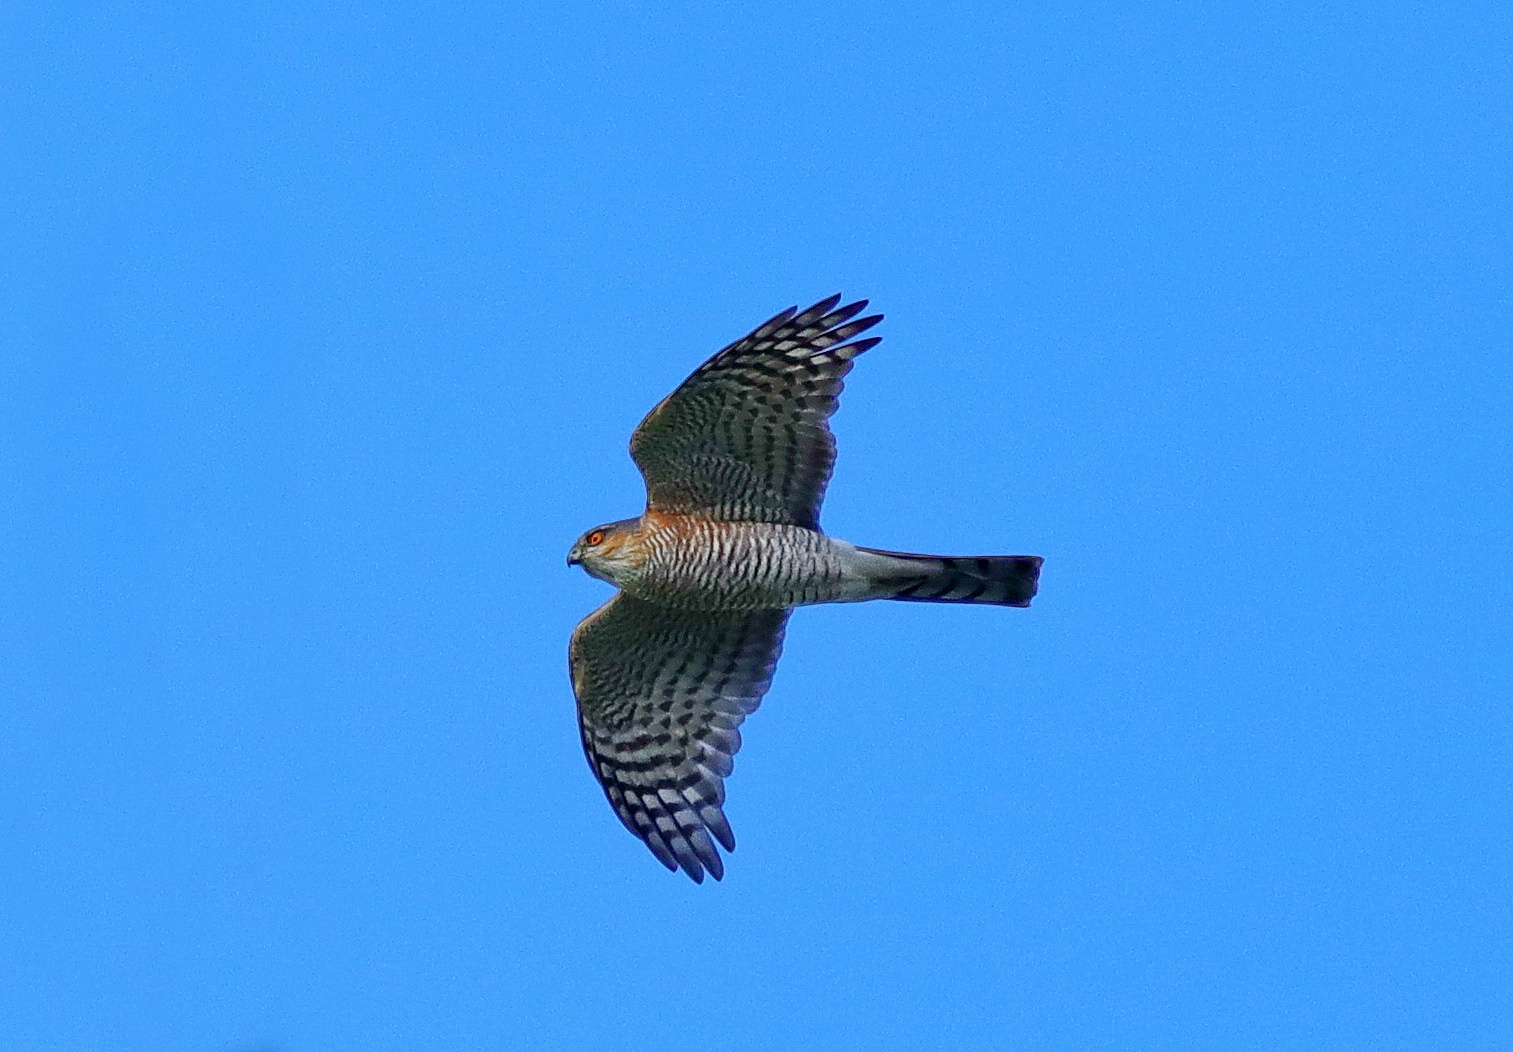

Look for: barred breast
[629,516,857,611]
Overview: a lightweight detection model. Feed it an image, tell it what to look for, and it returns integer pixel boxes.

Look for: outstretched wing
[630,295,883,530]
[570,593,790,883]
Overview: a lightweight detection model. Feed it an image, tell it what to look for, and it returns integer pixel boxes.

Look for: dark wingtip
[790,294,844,328]
[751,305,799,341]
[840,336,883,357]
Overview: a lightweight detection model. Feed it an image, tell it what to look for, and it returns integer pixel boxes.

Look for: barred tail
[856,547,1044,608]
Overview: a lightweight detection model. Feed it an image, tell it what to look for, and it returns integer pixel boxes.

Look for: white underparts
[624,522,883,611]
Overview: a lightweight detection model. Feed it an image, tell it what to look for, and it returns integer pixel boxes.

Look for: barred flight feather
[631,294,883,529]
[570,594,789,882]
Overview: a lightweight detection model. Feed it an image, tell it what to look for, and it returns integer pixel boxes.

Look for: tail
[856,547,1044,608]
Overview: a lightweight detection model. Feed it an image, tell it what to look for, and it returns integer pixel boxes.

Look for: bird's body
[584,511,1041,612]
[582,513,855,610]
[568,295,1043,882]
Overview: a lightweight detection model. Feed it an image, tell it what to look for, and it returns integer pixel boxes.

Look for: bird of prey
[567,295,1043,882]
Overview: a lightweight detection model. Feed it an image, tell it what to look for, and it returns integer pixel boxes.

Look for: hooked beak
[567,554,581,567]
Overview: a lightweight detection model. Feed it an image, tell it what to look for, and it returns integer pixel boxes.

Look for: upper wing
[570,593,790,883]
[630,295,883,530]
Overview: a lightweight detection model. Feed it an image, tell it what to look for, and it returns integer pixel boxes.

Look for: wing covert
[630,295,883,529]
[570,594,790,882]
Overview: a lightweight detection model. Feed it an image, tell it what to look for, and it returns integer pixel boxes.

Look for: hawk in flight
[568,295,1043,882]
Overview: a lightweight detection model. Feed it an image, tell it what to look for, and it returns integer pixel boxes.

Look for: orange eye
[587,530,605,546]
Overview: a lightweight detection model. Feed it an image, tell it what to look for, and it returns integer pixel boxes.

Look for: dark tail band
[859,548,1044,608]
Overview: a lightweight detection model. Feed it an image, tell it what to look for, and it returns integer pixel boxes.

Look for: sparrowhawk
[568,295,1043,882]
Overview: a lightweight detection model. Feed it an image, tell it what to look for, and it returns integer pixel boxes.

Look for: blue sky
[4,2,1510,1049]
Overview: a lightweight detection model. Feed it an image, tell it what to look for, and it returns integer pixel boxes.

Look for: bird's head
[567,518,643,585]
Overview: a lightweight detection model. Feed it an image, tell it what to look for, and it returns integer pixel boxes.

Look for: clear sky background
[5,2,1510,1050]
